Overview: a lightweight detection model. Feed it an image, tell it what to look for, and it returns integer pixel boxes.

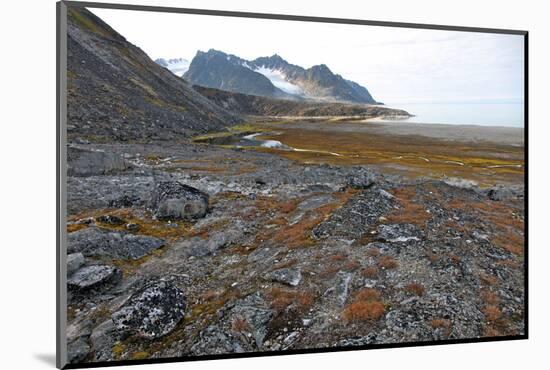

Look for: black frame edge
[57,1,69,369]
[63,0,527,35]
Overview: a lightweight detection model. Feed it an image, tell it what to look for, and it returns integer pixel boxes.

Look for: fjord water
[380,102,524,127]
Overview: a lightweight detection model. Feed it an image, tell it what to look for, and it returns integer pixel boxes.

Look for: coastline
[257,118,524,146]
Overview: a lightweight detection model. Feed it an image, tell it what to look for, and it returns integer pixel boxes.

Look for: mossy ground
[255,126,523,186]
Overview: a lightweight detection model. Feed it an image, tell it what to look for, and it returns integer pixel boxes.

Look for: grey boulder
[111,281,186,339]
[67,252,85,275]
[230,293,274,348]
[68,147,130,177]
[151,181,209,221]
[346,167,376,189]
[67,336,91,363]
[68,265,122,293]
[487,187,515,201]
[267,268,302,286]
[67,227,164,260]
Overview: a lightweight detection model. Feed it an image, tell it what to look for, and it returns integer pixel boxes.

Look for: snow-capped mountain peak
[155,57,190,77]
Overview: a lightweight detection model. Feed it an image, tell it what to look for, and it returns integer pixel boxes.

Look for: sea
[375,102,524,128]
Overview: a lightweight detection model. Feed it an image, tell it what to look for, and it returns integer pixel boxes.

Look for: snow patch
[160,58,190,77]
[251,66,304,95]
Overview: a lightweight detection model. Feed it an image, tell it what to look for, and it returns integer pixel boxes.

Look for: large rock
[230,293,274,348]
[190,323,245,355]
[181,221,248,257]
[151,182,209,221]
[323,271,353,306]
[67,336,91,363]
[346,167,376,189]
[267,268,302,286]
[67,252,85,275]
[67,265,122,293]
[89,319,120,362]
[68,147,130,177]
[191,293,274,355]
[67,227,164,260]
[111,281,186,339]
[487,187,516,201]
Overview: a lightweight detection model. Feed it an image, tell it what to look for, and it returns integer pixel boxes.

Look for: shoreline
[255,118,524,146]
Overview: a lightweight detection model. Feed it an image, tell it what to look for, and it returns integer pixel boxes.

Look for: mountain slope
[182,50,377,104]
[67,8,240,142]
[252,55,377,104]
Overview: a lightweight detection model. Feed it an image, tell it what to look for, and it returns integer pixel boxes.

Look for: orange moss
[479,272,499,287]
[319,265,340,278]
[404,282,425,296]
[366,248,381,258]
[426,251,440,264]
[67,208,192,241]
[231,318,251,332]
[343,260,361,271]
[492,232,524,255]
[481,290,501,305]
[430,318,451,329]
[266,288,316,315]
[330,254,347,262]
[377,255,398,270]
[255,196,300,215]
[386,187,431,227]
[361,266,379,279]
[449,254,462,264]
[67,223,87,233]
[483,305,502,322]
[354,288,381,302]
[446,198,524,256]
[342,301,385,322]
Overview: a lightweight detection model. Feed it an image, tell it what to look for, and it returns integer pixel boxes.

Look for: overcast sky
[91,7,524,104]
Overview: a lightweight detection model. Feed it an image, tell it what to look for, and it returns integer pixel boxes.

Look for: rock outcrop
[68,265,122,293]
[67,227,164,260]
[68,147,130,177]
[111,281,186,339]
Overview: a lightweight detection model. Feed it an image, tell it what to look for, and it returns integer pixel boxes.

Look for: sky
[91,7,524,105]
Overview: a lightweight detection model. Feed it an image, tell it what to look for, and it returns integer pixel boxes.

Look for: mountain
[154,57,190,77]
[182,50,378,104]
[66,8,240,142]
[182,50,292,100]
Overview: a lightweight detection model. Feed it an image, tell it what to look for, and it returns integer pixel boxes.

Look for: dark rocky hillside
[192,85,408,118]
[67,8,240,142]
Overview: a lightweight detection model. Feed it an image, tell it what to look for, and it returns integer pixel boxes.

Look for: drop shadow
[34,353,57,367]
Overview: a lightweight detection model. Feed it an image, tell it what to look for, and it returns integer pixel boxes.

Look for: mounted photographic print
[57,1,527,368]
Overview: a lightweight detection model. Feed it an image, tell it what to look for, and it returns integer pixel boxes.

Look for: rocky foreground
[65,142,525,364]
